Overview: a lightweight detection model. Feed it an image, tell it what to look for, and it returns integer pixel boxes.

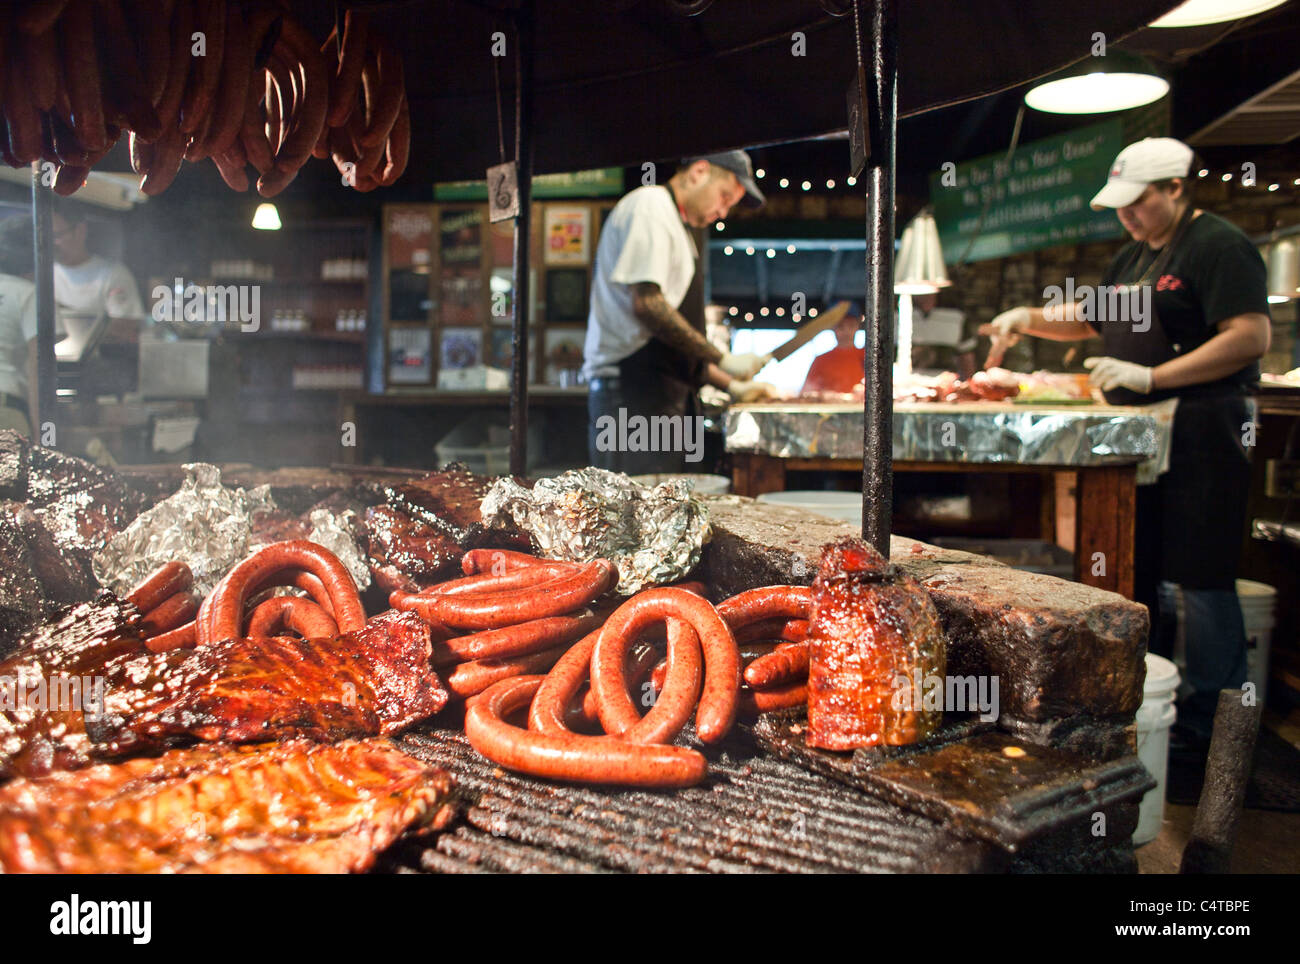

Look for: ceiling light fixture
[1024,50,1168,114]
[1150,0,1287,28]
[251,203,282,230]
[894,210,951,379]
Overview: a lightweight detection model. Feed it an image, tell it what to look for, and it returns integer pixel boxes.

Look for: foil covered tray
[481,468,709,594]
[726,400,1175,477]
[93,464,370,597]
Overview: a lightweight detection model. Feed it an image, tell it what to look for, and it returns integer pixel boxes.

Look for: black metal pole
[859,0,897,553]
[31,164,57,434]
[509,2,536,477]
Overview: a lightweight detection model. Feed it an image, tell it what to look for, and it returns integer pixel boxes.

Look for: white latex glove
[1084,356,1154,394]
[988,306,1032,339]
[719,351,772,380]
[726,379,778,403]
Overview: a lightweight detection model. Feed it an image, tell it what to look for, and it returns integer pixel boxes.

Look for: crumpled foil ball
[299,507,370,591]
[480,467,710,595]
[93,463,368,597]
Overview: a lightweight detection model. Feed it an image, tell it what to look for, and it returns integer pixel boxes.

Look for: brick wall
[939,178,1300,373]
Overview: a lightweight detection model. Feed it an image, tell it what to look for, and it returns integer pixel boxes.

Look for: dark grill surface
[385,727,1003,873]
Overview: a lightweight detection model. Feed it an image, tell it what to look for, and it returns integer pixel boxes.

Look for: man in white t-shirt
[0,217,39,436]
[52,207,144,341]
[583,151,772,472]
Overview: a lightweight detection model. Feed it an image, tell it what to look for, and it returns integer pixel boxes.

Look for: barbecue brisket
[807,538,948,751]
[0,605,447,778]
[0,738,456,873]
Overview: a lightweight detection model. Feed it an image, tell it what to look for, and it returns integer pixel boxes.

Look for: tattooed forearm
[631,283,723,364]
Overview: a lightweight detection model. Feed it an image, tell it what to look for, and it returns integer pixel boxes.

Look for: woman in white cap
[982,136,1272,755]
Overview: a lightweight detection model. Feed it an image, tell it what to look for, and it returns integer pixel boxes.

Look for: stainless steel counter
[725,399,1177,481]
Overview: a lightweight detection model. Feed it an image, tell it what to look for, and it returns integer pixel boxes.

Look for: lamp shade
[1265,238,1299,303]
[894,211,951,294]
[252,203,282,230]
[1150,0,1288,27]
[1024,49,1169,114]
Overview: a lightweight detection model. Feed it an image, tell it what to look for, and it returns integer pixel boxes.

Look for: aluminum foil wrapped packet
[480,468,710,594]
[93,463,278,597]
[300,507,370,591]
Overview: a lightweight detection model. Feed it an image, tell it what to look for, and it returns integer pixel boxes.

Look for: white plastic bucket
[1134,653,1179,846]
[756,490,862,526]
[629,473,731,495]
[1236,579,1276,707]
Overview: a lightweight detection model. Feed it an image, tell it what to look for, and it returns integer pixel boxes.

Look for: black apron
[1099,206,1195,408]
[616,188,704,420]
[1109,213,1251,594]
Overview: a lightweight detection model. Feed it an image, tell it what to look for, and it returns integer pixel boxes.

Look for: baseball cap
[684,150,765,208]
[1090,137,1194,209]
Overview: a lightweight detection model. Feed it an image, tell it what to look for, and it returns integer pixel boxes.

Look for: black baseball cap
[683,150,765,208]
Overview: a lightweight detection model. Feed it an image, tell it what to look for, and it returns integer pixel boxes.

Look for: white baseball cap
[1090,137,1194,210]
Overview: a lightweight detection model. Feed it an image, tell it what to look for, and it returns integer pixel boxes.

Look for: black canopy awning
[359,0,1183,181]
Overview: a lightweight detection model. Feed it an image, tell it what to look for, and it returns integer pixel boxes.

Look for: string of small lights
[711,161,1297,322]
[1194,166,1300,192]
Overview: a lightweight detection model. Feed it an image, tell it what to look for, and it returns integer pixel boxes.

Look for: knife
[769,300,854,362]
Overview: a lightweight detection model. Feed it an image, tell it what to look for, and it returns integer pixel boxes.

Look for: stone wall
[701,496,1146,761]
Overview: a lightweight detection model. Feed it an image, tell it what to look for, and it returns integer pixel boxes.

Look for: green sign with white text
[435,168,624,201]
[930,119,1127,263]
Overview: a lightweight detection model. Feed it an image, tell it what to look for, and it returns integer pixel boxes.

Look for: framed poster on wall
[544,267,588,323]
[543,206,591,266]
[439,207,485,326]
[388,327,432,384]
[386,207,434,321]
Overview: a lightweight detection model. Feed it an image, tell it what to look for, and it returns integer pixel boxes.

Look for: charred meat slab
[0,432,145,622]
[0,738,456,873]
[0,500,110,655]
[0,595,144,778]
[807,538,947,751]
[91,609,448,758]
[363,505,463,590]
[0,605,447,778]
[20,438,146,553]
[366,468,529,549]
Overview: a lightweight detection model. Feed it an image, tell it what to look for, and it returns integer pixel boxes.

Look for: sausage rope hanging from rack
[0,0,411,197]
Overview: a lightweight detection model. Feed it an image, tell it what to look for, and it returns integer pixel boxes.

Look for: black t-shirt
[1099,210,1269,402]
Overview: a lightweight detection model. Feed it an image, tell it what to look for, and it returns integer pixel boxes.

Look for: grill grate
[383,726,1003,874]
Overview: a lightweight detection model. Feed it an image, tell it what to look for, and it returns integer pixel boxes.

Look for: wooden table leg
[730,454,786,497]
[730,454,751,497]
[1074,463,1137,598]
